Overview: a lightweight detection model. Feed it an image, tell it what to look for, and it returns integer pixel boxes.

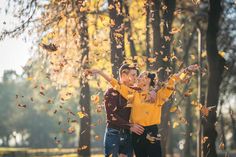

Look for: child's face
[137,72,151,89]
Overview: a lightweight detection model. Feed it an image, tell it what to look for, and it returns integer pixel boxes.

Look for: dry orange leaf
[91,95,100,104]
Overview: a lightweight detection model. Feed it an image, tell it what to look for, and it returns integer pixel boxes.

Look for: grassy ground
[0,147,103,157]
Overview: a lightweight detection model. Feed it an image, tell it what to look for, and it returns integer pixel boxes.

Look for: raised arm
[155,64,199,106]
[87,69,136,100]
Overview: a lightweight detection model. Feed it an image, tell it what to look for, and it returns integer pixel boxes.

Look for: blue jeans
[104,127,133,157]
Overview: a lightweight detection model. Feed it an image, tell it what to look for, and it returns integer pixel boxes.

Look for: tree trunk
[229,105,236,149]
[151,0,161,71]
[108,0,125,78]
[203,0,225,156]
[124,1,137,62]
[219,100,226,150]
[146,0,151,70]
[157,1,176,157]
[77,3,91,156]
[183,28,196,157]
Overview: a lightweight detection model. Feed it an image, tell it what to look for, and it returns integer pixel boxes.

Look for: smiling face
[120,69,138,87]
[137,72,151,90]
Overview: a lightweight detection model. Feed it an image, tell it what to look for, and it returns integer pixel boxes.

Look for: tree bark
[124,1,137,62]
[108,0,125,78]
[151,0,161,71]
[229,105,236,149]
[146,0,151,70]
[156,1,176,156]
[77,3,91,156]
[203,0,225,156]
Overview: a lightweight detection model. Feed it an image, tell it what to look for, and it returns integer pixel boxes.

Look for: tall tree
[77,1,91,156]
[203,0,225,156]
[156,1,176,156]
[146,0,151,70]
[108,0,125,78]
[151,0,161,70]
[124,1,137,61]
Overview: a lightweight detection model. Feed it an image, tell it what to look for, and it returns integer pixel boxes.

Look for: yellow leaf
[218,51,225,58]
[162,56,168,62]
[173,122,179,128]
[190,55,196,60]
[148,57,156,63]
[201,51,207,58]
[27,77,33,81]
[169,105,178,112]
[77,111,86,118]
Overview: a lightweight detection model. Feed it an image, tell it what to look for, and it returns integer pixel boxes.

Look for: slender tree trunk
[151,0,161,71]
[219,100,226,150]
[229,106,236,148]
[108,0,125,78]
[157,1,176,157]
[183,28,196,157]
[77,3,91,156]
[146,0,151,70]
[203,0,225,156]
[124,1,137,62]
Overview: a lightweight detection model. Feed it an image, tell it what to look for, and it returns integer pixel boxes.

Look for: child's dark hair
[147,73,156,87]
[119,64,139,76]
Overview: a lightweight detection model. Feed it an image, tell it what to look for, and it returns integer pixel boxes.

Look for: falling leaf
[108,4,114,10]
[219,142,225,150]
[68,126,75,134]
[184,89,193,97]
[110,19,115,27]
[201,51,207,58]
[190,54,196,60]
[201,106,209,117]
[169,25,184,34]
[170,105,178,112]
[77,111,86,118]
[173,122,179,128]
[162,56,168,62]
[218,51,225,58]
[148,57,156,63]
[95,135,101,141]
[201,136,208,144]
[91,95,100,104]
[192,0,200,5]
[27,77,33,81]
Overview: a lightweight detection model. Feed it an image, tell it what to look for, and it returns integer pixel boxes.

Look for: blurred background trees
[0,0,236,157]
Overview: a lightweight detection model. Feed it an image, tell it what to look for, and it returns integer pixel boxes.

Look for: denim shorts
[104,127,133,157]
